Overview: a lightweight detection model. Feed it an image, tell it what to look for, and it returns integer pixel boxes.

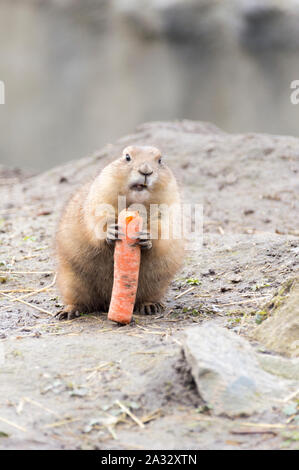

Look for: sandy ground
[0,121,298,449]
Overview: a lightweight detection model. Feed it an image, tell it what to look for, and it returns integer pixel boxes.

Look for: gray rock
[256,353,299,381]
[182,323,294,417]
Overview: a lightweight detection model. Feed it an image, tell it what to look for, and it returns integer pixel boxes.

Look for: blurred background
[1,0,299,171]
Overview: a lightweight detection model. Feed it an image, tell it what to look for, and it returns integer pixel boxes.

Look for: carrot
[108,209,143,324]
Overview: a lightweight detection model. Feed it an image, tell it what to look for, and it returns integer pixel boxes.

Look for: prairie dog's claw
[106,224,125,246]
[134,302,164,315]
[131,231,152,250]
[55,305,82,321]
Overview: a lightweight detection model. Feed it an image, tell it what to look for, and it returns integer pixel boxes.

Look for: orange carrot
[108,209,143,324]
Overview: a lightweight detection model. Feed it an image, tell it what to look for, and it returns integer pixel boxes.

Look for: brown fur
[55,145,184,317]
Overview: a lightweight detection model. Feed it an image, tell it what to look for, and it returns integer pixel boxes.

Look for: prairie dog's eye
[125,154,131,162]
[158,157,162,164]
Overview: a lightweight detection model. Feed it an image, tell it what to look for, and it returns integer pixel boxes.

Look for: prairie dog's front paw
[106,223,125,247]
[131,231,152,250]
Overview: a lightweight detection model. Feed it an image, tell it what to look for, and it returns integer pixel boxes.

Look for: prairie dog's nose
[138,163,153,176]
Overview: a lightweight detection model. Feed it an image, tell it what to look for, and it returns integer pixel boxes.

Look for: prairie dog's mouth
[130,183,148,192]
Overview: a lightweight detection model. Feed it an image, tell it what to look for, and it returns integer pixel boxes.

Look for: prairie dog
[55,145,184,320]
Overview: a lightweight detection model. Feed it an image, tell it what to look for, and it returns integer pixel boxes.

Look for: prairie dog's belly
[83,250,114,300]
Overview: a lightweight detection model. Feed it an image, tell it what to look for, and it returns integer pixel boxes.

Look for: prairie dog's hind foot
[134,302,165,315]
[55,305,84,321]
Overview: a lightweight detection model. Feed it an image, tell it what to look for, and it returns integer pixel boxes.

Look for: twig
[13,274,57,301]
[0,291,54,316]
[115,400,145,429]
[15,254,40,262]
[286,414,297,424]
[282,388,299,403]
[220,297,271,307]
[96,328,114,333]
[0,271,54,275]
[23,397,59,417]
[0,416,27,432]
[240,422,298,430]
[175,286,196,299]
[43,418,80,429]
[83,362,114,373]
[0,289,40,294]
[231,429,277,436]
[32,246,49,252]
[16,398,25,415]
[107,426,118,440]
[141,409,162,424]
[135,325,166,336]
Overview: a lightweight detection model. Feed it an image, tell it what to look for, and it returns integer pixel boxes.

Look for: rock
[256,353,299,381]
[182,323,293,417]
[252,279,299,358]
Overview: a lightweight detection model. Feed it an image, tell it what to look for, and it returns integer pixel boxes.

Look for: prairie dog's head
[107,145,179,205]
